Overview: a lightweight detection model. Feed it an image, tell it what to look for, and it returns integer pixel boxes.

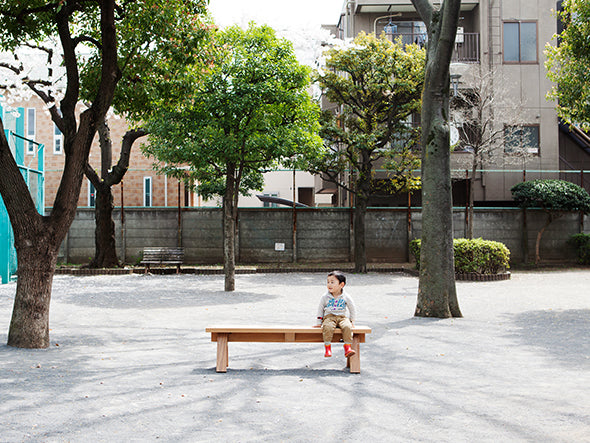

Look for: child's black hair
[328,270,346,285]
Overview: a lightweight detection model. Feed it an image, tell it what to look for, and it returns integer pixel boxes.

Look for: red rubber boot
[344,344,356,357]
[324,344,332,357]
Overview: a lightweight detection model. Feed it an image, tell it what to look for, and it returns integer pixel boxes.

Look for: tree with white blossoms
[0,1,121,349]
[0,0,209,349]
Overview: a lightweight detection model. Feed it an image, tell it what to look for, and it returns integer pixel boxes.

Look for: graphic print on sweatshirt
[327,297,346,312]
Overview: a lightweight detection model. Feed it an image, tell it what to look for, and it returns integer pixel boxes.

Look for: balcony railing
[388,32,480,63]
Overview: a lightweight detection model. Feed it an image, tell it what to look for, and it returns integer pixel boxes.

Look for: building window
[504,125,540,154]
[144,177,152,207]
[53,123,63,154]
[26,108,35,154]
[88,181,96,207]
[503,21,537,63]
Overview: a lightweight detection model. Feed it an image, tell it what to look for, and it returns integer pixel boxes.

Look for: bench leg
[216,333,229,373]
[348,336,361,373]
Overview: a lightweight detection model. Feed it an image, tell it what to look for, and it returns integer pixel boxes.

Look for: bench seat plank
[206,325,371,335]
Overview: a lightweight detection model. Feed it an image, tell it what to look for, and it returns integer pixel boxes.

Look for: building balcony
[387,32,480,63]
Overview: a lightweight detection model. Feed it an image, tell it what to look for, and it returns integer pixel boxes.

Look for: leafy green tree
[546,0,590,131]
[511,179,590,264]
[0,1,120,348]
[79,0,211,268]
[313,32,424,273]
[143,23,322,291]
[411,0,463,318]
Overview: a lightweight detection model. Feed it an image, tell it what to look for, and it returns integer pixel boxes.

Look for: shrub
[511,179,590,212]
[410,238,510,274]
[567,233,590,265]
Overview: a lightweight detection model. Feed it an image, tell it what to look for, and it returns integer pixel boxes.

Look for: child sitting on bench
[314,270,357,358]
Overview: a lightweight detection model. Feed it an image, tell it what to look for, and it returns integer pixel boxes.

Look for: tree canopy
[546,0,590,130]
[78,0,212,268]
[144,23,321,197]
[80,0,212,123]
[143,23,322,290]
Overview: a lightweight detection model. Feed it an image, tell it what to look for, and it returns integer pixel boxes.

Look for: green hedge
[410,238,510,274]
[568,233,590,265]
[511,179,590,212]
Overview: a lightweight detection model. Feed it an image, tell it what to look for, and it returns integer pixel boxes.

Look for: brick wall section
[16,97,185,209]
[59,208,589,265]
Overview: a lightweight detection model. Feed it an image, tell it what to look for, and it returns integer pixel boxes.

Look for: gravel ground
[1,270,589,442]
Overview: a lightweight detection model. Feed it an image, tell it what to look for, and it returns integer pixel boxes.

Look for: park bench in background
[205,325,371,373]
[140,247,184,274]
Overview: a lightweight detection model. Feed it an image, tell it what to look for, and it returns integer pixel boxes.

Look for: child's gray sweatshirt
[316,290,357,325]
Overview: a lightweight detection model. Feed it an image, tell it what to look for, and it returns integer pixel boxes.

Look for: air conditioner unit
[456,27,464,43]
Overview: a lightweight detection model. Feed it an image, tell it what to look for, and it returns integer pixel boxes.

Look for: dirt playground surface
[1,270,589,442]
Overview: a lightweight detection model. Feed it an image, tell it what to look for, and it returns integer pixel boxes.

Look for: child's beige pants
[322,314,353,344]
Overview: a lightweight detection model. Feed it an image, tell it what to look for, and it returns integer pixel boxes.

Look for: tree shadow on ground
[59,289,278,309]
[508,309,590,368]
[192,367,355,378]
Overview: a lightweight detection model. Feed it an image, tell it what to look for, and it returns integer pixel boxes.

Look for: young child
[314,270,357,358]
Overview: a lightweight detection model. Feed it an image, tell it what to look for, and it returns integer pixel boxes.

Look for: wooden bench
[205,325,371,373]
[140,247,184,274]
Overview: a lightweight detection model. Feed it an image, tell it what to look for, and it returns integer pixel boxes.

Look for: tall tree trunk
[86,122,146,268]
[2,113,98,348]
[353,158,371,273]
[87,118,118,267]
[88,183,119,268]
[412,0,462,318]
[353,196,368,273]
[223,165,237,291]
[467,162,476,239]
[535,212,561,265]
[7,229,58,348]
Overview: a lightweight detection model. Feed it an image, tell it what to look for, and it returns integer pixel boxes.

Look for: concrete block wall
[58,207,589,265]
[366,209,411,262]
[296,209,351,262]
[182,209,223,264]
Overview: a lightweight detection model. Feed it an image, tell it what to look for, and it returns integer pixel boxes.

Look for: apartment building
[318,0,590,206]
